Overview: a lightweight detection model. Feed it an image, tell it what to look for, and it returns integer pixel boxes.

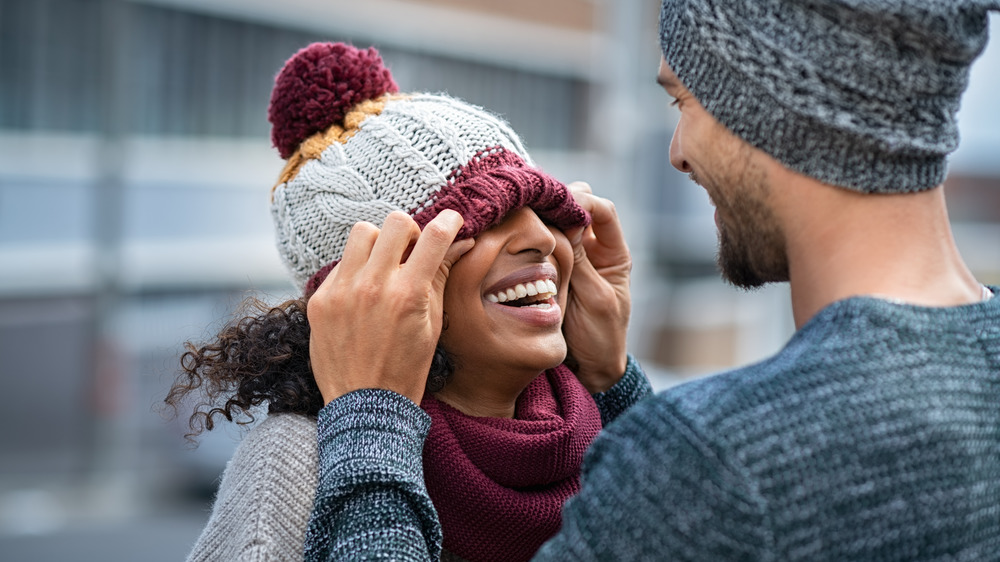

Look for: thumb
[433,238,475,295]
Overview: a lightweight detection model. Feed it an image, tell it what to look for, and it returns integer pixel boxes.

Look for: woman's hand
[562,182,632,393]
[307,210,474,405]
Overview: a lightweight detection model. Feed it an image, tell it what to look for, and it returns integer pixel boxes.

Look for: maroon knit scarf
[420,364,602,562]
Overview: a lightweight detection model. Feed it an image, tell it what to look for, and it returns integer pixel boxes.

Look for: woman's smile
[483,264,562,327]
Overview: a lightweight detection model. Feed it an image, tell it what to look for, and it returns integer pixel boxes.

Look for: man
[305,0,1000,559]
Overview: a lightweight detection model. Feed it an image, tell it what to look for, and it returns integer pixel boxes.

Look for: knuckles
[594,197,616,219]
[382,211,419,233]
[350,221,380,237]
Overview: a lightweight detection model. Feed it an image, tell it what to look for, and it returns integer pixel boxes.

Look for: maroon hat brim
[304,147,589,296]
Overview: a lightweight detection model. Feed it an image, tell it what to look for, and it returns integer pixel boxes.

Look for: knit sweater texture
[187,413,318,562]
[305,356,652,560]
[306,293,1000,561]
[658,0,1000,194]
[421,365,603,562]
[187,358,651,561]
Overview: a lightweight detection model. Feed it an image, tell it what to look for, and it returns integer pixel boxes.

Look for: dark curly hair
[164,294,455,441]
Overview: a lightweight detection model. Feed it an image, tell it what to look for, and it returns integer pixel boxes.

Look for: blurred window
[0,0,589,151]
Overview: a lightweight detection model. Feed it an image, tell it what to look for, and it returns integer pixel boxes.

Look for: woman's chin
[523,342,569,373]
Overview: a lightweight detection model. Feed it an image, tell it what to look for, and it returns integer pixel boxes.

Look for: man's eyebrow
[656,74,677,89]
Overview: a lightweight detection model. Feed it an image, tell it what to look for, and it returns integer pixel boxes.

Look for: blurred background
[0,0,997,559]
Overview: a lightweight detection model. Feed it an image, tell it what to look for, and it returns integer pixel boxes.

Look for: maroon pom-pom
[268,42,399,159]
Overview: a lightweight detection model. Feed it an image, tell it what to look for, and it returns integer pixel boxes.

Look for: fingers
[369,211,422,270]
[568,181,625,250]
[567,181,593,195]
[563,182,632,389]
[432,238,475,297]
[443,238,476,270]
[564,225,586,248]
[320,210,465,296]
[336,221,381,278]
[306,210,470,407]
[406,210,466,281]
[577,191,627,252]
[568,243,604,295]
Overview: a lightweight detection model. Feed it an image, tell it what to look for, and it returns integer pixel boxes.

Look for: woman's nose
[504,207,557,256]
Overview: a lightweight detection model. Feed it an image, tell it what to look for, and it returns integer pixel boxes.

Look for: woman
[167,42,650,562]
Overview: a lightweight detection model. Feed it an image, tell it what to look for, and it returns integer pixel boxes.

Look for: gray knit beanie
[659,0,1000,193]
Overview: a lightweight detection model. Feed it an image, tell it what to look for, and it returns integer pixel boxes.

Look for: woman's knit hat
[659,0,1000,194]
[268,43,589,295]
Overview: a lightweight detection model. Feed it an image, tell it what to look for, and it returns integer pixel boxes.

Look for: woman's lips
[487,296,562,328]
[484,264,558,298]
[483,264,562,328]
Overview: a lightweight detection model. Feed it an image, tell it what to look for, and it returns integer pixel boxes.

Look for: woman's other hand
[307,210,474,405]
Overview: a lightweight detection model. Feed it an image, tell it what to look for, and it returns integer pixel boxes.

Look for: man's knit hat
[268,43,589,295]
[659,0,1000,193]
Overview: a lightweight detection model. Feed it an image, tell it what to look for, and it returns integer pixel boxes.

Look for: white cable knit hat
[268,43,589,295]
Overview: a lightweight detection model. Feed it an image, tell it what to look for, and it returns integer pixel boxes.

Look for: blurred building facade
[0,0,998,556]
[0,0,674,539]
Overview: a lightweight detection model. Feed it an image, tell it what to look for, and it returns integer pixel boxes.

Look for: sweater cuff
[316,389,432,481]
[591,354,654,426]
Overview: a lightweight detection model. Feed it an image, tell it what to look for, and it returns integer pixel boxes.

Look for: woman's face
[437,206,573,407]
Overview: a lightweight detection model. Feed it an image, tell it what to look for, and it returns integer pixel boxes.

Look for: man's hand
[307,210,474,405]
[563,182,632,393]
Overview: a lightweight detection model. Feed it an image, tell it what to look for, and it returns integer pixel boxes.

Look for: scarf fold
[421,364,603,562]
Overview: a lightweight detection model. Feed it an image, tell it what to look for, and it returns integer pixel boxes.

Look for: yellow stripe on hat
[272,93,410,197]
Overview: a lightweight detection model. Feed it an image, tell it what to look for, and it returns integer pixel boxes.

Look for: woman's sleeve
[591,354,654,426]
[186,414,319,562]
[304,389,442,562]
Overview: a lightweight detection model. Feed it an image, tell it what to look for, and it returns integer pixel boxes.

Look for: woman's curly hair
[165,294,455,441]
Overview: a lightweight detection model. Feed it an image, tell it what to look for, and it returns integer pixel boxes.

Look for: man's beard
[717,214,788,289]
[692,156,789,290]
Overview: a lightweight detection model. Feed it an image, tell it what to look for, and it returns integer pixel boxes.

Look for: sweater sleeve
[186,414,319,562]
[304,388,441,562]
[591,354,654,426]
[533,396,772,561]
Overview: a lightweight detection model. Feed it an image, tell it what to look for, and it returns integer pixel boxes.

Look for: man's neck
[777,178,982,329]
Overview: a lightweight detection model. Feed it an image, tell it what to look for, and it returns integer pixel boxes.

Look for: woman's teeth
[486,279,558,305]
